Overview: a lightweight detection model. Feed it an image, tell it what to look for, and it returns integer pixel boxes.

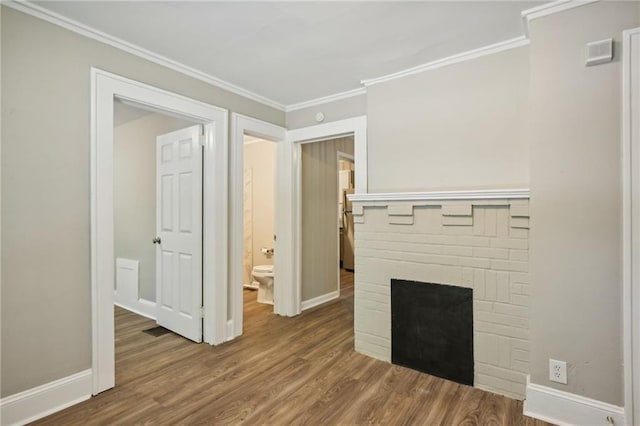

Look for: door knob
[152,237,161,244]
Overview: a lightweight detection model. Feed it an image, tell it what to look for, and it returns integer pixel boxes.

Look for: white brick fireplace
[350,193,530,399]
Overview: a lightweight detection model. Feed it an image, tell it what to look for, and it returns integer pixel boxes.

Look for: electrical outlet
[549,359,567,384]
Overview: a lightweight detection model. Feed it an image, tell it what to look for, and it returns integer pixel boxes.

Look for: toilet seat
[253,265,273,275]
[252,264,274,305]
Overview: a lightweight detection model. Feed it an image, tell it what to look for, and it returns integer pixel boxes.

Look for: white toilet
[252,264,274,305]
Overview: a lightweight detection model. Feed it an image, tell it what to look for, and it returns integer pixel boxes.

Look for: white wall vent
[585,38,613,66]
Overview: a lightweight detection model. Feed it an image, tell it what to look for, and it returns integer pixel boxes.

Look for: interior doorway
[228,115,366,338]
[91,69,228,394]
[338,152,356,304]
[113,100,203,343]
[242,134,276,307]
[229,114,286,339]
[338,151,355,274]
[286,116,368,317]
[299,137,355,311]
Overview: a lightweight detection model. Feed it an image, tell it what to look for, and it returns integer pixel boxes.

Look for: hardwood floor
[34,271,550,425]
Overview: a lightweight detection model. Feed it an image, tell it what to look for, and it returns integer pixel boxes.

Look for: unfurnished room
[1,1,640,425]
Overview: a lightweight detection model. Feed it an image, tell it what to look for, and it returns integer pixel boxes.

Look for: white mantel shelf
[348,189,530,203]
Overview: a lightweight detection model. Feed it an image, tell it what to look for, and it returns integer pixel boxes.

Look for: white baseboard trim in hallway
[524,376,624,426]
[114,258,156,320]
[226,320,235,341]
[114,298,156,320]
[301,291,339,311]
[0,369,92,426]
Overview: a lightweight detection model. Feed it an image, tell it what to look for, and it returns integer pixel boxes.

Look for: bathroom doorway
[242,134,277,312]
[228,115,365,339]
[229,114,286,340]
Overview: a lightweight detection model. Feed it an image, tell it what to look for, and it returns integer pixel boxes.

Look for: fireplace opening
[391,279,473,386]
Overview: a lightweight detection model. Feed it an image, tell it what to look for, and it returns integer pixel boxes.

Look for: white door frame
[90,68,228,395]
[230,114,286,336]
[623,27,640,426]
[287,116,367,314]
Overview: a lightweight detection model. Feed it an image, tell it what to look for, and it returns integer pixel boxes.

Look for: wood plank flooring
[34,270,550,425]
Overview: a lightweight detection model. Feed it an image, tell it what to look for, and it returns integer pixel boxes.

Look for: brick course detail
[353,199,530,400]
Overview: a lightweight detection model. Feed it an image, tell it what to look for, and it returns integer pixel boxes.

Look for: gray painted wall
[301,137,354,302]
[528,1,640,405]
[1,6,284,397]
[3,0,640,410]
[367,45,530,193]
[114,111,194,303]
[362,1,639,406]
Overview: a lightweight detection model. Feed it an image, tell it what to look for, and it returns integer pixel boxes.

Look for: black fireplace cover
[391,279,474,386]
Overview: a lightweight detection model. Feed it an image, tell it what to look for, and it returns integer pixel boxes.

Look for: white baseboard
[114,258,156,319]
[226,320,235,341]
[114,296,156,320]
[524,376,624,426]
[0,369,92,426]
[301,290,339,311]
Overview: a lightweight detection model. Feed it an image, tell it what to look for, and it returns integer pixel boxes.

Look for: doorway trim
[230,114,286,336]
[90,68,228,395]
[287,116,367,315]
[623,27,640,426]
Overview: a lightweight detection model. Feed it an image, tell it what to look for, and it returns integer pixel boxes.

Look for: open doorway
[112,100,204,386]
[227,115,365,338]
[113,101,197,321]
[91,69,228,394]
[111,105,209,393]
[229,114,286,339]
[299,137,355,311]
[338,152,355,301]
[242,134,276,319]
[284,116,367,318]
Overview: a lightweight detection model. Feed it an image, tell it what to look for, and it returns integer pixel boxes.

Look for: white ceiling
[33,1,542,107]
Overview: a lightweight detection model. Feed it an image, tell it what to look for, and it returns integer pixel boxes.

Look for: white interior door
[155,124,203,342]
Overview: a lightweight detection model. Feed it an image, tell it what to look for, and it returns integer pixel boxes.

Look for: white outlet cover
[549,358,568,384]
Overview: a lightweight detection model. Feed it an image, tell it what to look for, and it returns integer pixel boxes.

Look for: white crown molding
[4,0,601,112]
[348,189,530,203]
[0,369,92,426]
[3,0,287,111]
[361,36,530,87]
[524,376,625,426]
[521,0,599,34]
[285,87,367,112]
[361,1,600,88]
